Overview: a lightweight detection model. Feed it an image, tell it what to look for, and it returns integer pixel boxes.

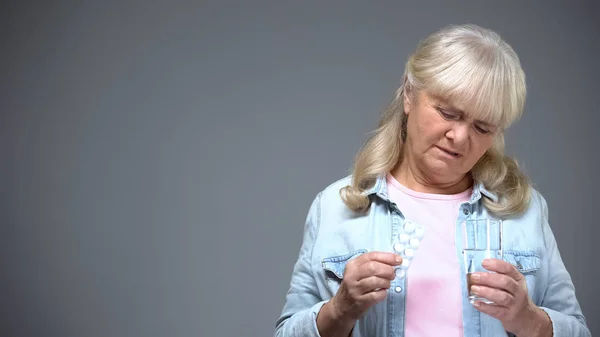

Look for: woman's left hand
[470,258,552,336]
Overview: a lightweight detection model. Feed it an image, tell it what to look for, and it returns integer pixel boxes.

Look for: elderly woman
[274,24,590,337]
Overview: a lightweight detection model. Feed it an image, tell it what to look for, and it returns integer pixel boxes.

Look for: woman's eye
[474,124,491,134]
[438,108,459,120]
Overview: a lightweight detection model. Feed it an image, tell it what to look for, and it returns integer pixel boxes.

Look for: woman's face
[403,90,499,184]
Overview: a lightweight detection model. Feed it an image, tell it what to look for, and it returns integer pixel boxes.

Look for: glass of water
[462,218,503,304]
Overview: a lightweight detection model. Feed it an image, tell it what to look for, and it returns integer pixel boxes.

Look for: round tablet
[398,233,410,243]
[414,226,426,238]
[393,243,405,253]
[409,238,420,248]
[403,221,416,233]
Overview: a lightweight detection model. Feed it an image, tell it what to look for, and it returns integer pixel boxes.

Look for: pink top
[386,173,471,337]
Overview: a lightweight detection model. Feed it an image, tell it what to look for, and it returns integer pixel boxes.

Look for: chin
[426,161,462,181]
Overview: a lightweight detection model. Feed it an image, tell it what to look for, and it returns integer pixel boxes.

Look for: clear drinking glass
[462,218,503,304]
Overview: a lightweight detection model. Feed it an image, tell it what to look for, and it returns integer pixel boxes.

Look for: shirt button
[463,208,470,215]
[394,286,403,293]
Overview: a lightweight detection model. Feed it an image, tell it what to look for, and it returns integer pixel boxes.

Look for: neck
[391,153,472,195]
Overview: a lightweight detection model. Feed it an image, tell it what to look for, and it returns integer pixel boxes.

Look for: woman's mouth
[436,146,462,158]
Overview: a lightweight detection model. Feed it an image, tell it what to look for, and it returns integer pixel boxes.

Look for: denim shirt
[275,175,590,337]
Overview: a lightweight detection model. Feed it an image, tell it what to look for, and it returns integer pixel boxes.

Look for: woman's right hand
[316,252,402,337]
[330,251,402,322]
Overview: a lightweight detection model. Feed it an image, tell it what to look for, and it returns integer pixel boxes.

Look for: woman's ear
[403,87,411,114]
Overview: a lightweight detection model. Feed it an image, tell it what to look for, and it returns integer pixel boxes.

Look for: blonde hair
[340,24,531,217]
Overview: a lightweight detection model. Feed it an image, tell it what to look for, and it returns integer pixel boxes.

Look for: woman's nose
[446,122,470,143]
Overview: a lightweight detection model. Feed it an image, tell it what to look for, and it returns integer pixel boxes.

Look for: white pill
[409,238,420,248]
[393,243,405,253]
[403,221,416,233]
[398,233,410,243]
[414,226,426,238]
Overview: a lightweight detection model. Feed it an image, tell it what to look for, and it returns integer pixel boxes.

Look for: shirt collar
[363,174,499,204]
[471,180,499,203]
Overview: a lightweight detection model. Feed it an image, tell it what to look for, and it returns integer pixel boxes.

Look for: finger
[358,251,403,266]
[355,261,396,281]
[356,275,392,293]
[470,285,515,308]
[469,272,521,296]
[362,288,388,305]
[472,300,509,320]
[482,259,524,283]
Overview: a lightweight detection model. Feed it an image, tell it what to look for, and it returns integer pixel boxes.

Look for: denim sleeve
[274,193,326,337]
[537,193,591,337]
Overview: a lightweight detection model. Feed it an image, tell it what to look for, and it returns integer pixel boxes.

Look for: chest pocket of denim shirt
[321,249,368,288]
[503,250,541,301]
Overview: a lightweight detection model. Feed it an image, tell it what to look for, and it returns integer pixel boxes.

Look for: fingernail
[482,259,492,267]
[470,273,481,280]
[471,286,481,295]
[472,301,480,307]
[396,256,402,263]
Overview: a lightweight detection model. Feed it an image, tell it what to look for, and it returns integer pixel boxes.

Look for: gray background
[1,1,598,336]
